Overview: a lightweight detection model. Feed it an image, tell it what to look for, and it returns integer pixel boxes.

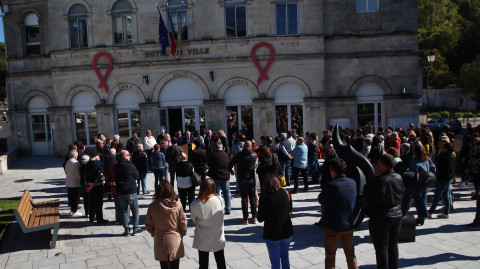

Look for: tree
[0,44,5,101]
[458,55,480,101]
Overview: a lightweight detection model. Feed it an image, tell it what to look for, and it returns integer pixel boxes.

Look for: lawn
[0,199,20,245]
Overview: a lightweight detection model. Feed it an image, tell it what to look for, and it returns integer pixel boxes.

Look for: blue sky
[0,17,4,43]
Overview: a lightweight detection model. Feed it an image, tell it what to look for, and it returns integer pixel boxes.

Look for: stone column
[95,104,115,138]
[253,98,274,142]
[48,106,73,157]
[204,100,225,132]
[140,102,160,137]
[9,109,30,156]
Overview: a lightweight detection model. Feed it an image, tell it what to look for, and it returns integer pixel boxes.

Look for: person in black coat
[175,152,196,211]
[166,137,183,189]
[114,150,140,236]
[207,142,231,214]
[318,159,358,268]
[85,153,108,224]
[190,139,208,181]
[364,154,405,269]
[228,141,258,224]
[132,144,149,195]
[428,141,455,218]
[257,174,293,269]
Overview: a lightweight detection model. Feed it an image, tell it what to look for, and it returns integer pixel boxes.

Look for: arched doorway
[115,89,143,140]
[158,77,207,133]
[355,82,384,133]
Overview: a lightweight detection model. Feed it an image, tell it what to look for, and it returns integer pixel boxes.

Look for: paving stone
[5,261,33,269]
[59,260,87,269]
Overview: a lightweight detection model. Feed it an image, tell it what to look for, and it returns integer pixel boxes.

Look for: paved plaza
[0,157,480,268]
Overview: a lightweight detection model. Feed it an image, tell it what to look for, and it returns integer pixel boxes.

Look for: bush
[430,112,441,118]
[455,112,465,118]
[440,111,450,118]
[466,112,476,118]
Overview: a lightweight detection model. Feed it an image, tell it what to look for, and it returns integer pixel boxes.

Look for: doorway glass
[240,106,253,139]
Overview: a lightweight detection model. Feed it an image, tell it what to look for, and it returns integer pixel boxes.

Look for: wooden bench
[14,190,60,248]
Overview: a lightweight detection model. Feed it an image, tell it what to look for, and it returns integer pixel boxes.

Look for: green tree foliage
[419,0,480,93]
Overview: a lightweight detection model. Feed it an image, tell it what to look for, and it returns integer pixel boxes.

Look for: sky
[0,17,4,43]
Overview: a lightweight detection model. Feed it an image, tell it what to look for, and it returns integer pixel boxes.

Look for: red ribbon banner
[251,42,275,86]
[92,52,113,94]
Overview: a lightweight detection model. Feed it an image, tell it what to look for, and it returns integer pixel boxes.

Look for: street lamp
[425,51,436,117]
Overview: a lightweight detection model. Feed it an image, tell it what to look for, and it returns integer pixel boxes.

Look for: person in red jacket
[390,132,401,153]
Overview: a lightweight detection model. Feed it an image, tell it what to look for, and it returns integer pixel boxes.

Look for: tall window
[225,4,246,38]
[275,105,303,136]
[357,0,378,13]
[68,4,88,49]
[276,2,298,35]
[168,0,188,41]
[117,110,141,139]
[112,0,133,45]
[357,102,382,133]
[74,112,98,146]
[25,13,41,56]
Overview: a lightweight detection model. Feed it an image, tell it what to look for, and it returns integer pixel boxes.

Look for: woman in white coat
[190,178,226,269]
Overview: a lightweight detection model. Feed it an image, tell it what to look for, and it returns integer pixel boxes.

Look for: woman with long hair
[145,181,187,269]
[428,141,455,218]
[410,141,436,226]
[257,147,278,191]
[257,174,294,269]
[175,152,196,212]
[190,178,226,269]
[218,130,228,152]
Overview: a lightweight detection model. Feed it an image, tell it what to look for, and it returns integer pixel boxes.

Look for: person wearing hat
[207,141,232,214]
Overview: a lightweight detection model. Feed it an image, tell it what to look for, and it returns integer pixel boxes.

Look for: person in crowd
[190,139,208,181]
[132,144,150,195]
[369,136,384,176]
[102,138,111,160]
[65,150,82,216]
[257,174,294,269]
[175,152,196,212]
[428,141,455,219]
[290,137,309,194]
[207,142,232,215]
[218,130,228,152]
[144,130,157,171]
[257,146,278,192]
[410,141,436,226]
[364,154,404,269]
[114,150,140,236]
[353,129,365,153]
[319,159,358,269]
[466,143,480,229]
[390,132,401,153]
[157,129,166,143]
[104,147,118,205]
[459,135,472,187]
[74,140,85,160]
[85,152,108,224]
[63,144,77,169]
[126,132,140,154]
[204,130,213,155]
[228,140,258,224]
[266,136,278,154]
[166,137,183,188]
[79,154,90,218]
[279,134,292,186]
[191,178,227,269]
[145,181,187,269]
[307,132,320,185]
[95,133,105,156]
[151,144,166,191]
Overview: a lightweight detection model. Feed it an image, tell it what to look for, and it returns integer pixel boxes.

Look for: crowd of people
[61,122,480,269]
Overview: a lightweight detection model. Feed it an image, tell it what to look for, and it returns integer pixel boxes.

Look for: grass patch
[0,199,20,245]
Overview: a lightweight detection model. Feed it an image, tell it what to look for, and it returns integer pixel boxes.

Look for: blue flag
[156,5,169,56]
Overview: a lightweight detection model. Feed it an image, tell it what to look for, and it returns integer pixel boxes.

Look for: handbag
[279,175,287,187]
[191,171,202,187]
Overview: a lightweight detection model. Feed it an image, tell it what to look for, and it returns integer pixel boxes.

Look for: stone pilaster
[95,104,115,138]
[304,98,327,134]
[48,106,73,157]
[253,99,275,142]
[203,100,225,132]
[139,102,160,136]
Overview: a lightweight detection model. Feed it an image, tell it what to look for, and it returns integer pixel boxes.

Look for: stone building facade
[3,0,421,156]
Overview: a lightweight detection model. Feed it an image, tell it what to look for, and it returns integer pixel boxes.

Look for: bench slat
[18,191,33,224]
[27,206,40,228]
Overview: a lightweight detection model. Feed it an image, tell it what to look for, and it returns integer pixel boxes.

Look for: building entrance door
[31,114,51,155]
[160,107,203,134]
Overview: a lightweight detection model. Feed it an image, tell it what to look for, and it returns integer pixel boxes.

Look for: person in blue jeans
[258,174,294,269]
[410,141,436,226]
[151,143,166,191]
[132,144,149,195]
[428,141,455,219]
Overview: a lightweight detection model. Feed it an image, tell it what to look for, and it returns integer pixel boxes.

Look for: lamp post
[426,51,436,118]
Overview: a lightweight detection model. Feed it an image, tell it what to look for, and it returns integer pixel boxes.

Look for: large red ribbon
[92,52,113,94]
[251,42,275,85]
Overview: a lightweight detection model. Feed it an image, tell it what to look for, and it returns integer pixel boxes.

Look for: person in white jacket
[191,178,226,269]
[64,150,82,216]
[144,130,157,171]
